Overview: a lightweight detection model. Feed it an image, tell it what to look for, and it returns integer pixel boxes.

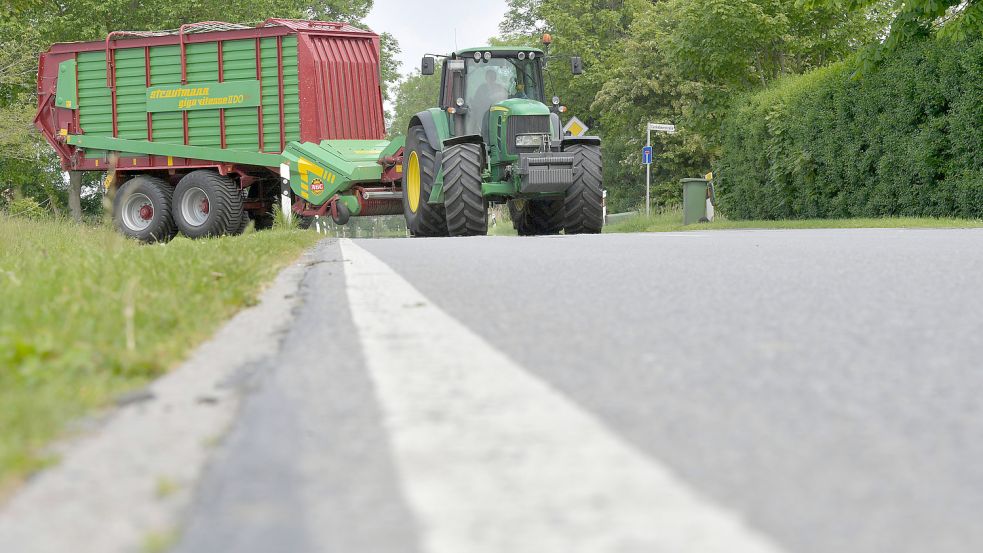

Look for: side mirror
[421,56,435,76]
[571,56,583,75]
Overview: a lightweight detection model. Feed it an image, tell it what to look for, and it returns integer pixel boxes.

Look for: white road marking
[339,239,787,553]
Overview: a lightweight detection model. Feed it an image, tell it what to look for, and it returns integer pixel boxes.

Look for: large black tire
[173,170,244,239]
[443,143,488,237]
[113,175,178,243]
[402,126,448,237]
[509,198,563,236]
[562,144,604,234]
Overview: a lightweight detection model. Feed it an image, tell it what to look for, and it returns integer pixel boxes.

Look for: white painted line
[339,239,786,553]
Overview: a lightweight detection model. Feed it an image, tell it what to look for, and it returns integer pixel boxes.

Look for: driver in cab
[473,69,508,109]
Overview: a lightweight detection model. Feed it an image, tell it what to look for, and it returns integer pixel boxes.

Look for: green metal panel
[221,39,261,151]
[149,45,184,145]
[76,51,111,158]
[185,42,220,148]
[55,59,78,109]
[113,47,147,156]
[281,36,300,143]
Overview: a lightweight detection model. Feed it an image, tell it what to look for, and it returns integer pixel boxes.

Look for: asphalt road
[174,229,983,553]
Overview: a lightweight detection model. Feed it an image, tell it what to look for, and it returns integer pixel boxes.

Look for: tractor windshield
[465,56,544,134]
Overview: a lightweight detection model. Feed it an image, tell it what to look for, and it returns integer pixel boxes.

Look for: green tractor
[401,39,603,237]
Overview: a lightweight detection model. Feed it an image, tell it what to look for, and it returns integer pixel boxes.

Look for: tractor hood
[492,97,551,116]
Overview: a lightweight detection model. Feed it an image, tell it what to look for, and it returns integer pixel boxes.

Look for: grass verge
[604,209,983,234]
[0,216,320,491]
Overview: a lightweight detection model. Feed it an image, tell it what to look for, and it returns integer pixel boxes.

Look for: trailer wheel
[562,144,604,234]
[402,125,448,237]
[509,198,563,236]
[443,143,488,237]
[113,175,177,243]
[173,170,244,239]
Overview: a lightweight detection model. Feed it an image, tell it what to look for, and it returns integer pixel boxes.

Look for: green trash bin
[681,178,710,225]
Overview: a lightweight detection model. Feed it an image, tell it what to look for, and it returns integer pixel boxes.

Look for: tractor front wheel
[173,170,244,239]
[112,175,177,243]
[402,125,448,237]
[443,143,488,237]
[562,144,604,234]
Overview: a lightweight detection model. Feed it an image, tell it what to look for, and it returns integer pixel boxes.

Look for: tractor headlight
[483,51,492,61]
[515,134,545,148]
[473,51,482,62]
[518,52,526,60]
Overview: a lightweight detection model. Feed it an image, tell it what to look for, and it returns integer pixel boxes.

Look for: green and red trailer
[35,19,405,241]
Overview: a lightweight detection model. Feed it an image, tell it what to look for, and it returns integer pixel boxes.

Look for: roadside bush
[5,198,47,220]
[716,37,983,219]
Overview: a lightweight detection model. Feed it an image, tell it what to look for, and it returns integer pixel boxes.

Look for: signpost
[644,122,676,216]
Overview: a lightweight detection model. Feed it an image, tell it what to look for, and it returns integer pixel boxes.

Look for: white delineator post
[279,163,293,224]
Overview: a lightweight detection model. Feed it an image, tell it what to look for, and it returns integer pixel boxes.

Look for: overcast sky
[365,0,510,79]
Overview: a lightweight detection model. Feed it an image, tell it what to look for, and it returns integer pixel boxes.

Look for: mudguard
[561,136,602,148]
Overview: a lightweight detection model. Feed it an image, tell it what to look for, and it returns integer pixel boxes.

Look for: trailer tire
[173,170,244,239]
[402,125,448,237]
[562,144,604,234]
[509,198,563,236]
[443,143,488,237]
[113,175,178,243]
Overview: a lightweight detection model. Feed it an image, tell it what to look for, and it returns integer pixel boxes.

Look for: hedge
[716,37,983,220]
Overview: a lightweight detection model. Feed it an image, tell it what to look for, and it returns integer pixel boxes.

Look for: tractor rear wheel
[443,143,488,237]
[402,126,448,237]
[509,198,563,236]
[173,170,244,239]
[112,175,177,243]
[562,144,603,234]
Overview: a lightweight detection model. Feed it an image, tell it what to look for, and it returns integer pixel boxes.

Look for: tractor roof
[454,46,545,57]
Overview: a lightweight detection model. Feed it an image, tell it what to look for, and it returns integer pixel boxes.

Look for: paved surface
[8,229,979,553]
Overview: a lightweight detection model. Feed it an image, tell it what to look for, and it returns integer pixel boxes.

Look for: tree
[805,1,983,43]
[388,71,442,136]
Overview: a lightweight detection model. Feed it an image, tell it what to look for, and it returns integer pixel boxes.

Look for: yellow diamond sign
[563,116,589,137]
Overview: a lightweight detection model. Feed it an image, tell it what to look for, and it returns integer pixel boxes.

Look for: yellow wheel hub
[407,151,421,213]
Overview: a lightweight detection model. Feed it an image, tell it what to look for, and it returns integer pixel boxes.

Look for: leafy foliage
[716,36,983,219]
[492,0,892,211]
[804,1,983,55]
[388,71,441,136]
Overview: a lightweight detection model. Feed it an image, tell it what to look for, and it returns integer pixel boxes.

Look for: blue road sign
[642,146,653,165]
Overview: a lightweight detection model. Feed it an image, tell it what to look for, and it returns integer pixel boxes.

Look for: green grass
[0,216,320,491]
[604,209,983,234]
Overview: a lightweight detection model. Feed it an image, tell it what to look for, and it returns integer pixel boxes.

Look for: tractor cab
[442,48,547,137]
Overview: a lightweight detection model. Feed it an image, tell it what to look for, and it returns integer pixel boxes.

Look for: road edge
[0,241,330,553]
